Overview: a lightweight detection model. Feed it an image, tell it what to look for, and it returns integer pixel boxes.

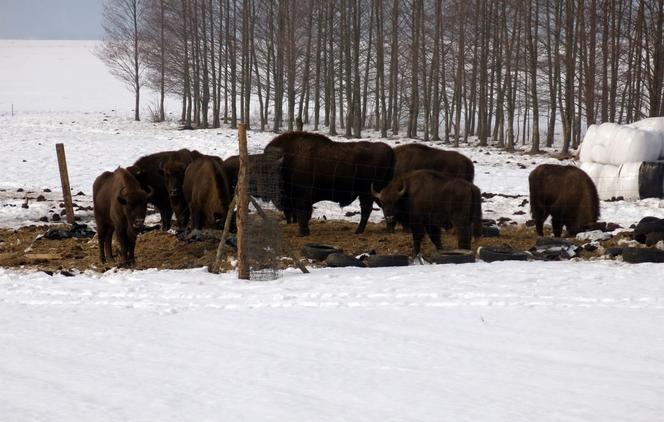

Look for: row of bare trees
[98,0,664,154]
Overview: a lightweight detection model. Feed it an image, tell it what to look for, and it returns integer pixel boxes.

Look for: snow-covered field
[1,40,664,421]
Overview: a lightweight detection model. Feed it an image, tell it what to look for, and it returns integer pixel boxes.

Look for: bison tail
[472,186,482,238]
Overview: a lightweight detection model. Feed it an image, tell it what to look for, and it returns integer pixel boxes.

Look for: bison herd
[93,131,601,267]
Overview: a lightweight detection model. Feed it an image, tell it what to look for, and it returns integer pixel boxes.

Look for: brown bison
[372,170,482,256]
[529,164,600,237]
[93,167,152,266]
[394,143,475,181]
[386,143,475,232]
[223,152,284,207]
[222,154,240,195]
[183,155,232,230]
[266,132,395,236]
[128,149,200,230]
[160,155,196,229]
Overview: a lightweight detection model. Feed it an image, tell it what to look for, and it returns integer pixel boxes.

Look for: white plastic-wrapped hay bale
[627,117,664,134]
[580,161,660,200]
[579,121,664,165]
[615,162,641,199]
[580,162,603,182]
[596,163,620,199]
[579,125,598,163]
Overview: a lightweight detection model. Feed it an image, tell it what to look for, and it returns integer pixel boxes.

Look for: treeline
[98,0,664,154]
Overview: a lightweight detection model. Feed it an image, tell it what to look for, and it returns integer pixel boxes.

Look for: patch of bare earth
[0,218,625,274]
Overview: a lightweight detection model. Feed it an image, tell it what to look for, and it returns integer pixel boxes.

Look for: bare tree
[99,0,147,121]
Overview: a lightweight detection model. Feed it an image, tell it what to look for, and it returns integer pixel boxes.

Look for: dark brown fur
[373,169,482,256]
[161,157,192,229]
[93,167,151,266]
[182,156,232,230]
[128,149,201,230]
[222,155,240,196]
[266,131,395,236]
[528,164,600,237]
[386,144,475,232]
[394,143,475,182]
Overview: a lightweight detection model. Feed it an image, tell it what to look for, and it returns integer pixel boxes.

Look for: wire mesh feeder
[245,147,286,280]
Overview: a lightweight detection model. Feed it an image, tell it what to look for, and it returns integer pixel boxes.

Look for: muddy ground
[0,215,633,275]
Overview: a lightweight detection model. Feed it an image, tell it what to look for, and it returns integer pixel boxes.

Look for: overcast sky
[0,0,104,39]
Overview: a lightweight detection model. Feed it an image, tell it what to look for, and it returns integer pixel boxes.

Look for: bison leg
[190,206,203,231]
[411,224,426,256]
[280,194,296,224]
[551,214,564,238]
[104,227,114,261]
[455,224,472,250]
[126,234,137,266]
[295,199,313,236]
[355,195,374,234]
[283,199,296,224]
[532,208,547,237]
[116,229,130,266]
[176,207,190,230]
[425,225,443,250]
[160,206,173,231]
[97,222,108,262]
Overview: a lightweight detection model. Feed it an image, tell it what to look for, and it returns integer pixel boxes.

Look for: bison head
[161,159,188,198]
[371,180,406,232]
[117,186,152,230]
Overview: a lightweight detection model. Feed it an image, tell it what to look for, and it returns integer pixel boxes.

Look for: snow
[2,40,664,422]
[2,263,664,421]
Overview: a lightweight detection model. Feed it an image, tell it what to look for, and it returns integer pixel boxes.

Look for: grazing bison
[183,155,232,230]
[529,164,600,237]
[394,143,475,181]
[128,149,200,230]
[372,169,482,256]
[222,154,240,195]
[266,132,395,236]
[386,143,475,232]
[93,167,152,266]
[160,156,195,229]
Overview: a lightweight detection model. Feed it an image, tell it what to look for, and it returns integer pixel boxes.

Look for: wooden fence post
[236,124,250,280]
[55,143,75,224]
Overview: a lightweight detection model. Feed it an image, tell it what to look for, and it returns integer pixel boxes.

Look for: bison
[266,132,395,236]
[93,167,152,266]
[386,143,475,232]
[183,155,232,230]
[128,149,200,230]
[223,151,284,208]
[160,156,195,229]
[393,143,475,181]
[372,169,482,256]
[529,164,600,237]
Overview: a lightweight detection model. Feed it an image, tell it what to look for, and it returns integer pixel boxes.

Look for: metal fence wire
[246,147,285,280]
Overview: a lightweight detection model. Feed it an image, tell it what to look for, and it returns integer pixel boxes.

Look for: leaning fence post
[236,124,250,280]
[55,143,75,224]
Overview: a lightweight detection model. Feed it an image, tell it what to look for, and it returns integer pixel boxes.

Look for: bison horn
[397,182,407,198]
[370,182,381,200]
